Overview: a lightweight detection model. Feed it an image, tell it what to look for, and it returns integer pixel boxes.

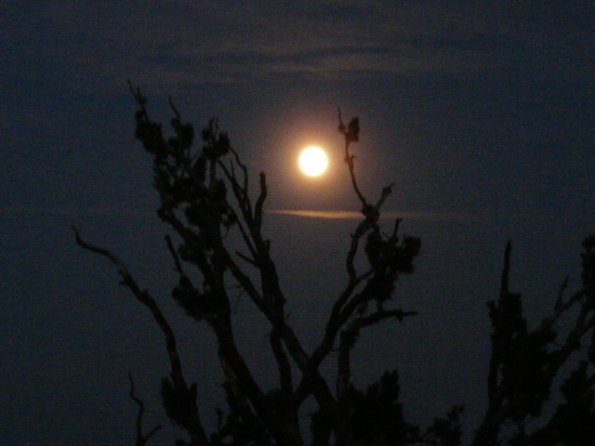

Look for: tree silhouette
[75,86,595,445]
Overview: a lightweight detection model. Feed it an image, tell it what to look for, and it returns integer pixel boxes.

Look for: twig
[168,96,181,120]
[165,235,184,274]
[270,328,293,394]
[338,108,367,208]
[254,172,267,231]
[236,251,258,266]
[128,372,162,446]
[337,309,417,397]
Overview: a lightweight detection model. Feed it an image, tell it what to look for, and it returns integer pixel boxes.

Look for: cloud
[9,1,589,94]
[268,209,480,222]
[0,205,153,217]
[17,1,510,91]
[0,206,480,222]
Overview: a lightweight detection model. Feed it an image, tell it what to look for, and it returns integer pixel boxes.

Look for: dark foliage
[344,371,418,444]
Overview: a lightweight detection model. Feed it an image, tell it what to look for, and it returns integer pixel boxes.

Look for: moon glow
[298,146,329,177]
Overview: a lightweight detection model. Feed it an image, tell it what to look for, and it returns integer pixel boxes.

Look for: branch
[375,183,394,213]
[297,272,390,399]
[128,373,162,446]
[73,227,210,446]
[168,96,181,120]
[162,218,288,441]
[235,250,258,266]
[157,209,216,285]
[230,146,249,193]
[128,80,148,115]
[254,172,267,231]
[345,219,374,282]
[323,271,394,356]
[337,110,396,287]
[534,288,584,339]
[128,91,311,443]
[220,147,336,430]
[270,328,293,394]
[295,113,406,418]
[218,160,258,261]
[337,309,417,397]
[338,108,366,208]
[223,251,267,312]
[211,320,268,412]
[333,268,375,318]
[221,152,336,415]
[486,241,512,412]
[165,234,184,274]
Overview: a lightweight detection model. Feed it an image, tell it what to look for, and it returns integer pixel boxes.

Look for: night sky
[1,2,593,444]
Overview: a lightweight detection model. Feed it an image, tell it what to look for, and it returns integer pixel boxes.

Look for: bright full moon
[299,146,328,177]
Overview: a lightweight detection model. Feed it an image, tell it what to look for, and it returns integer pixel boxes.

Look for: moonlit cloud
[269,209,480,222]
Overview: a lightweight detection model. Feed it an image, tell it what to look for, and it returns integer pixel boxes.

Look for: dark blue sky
[1,1,593,444]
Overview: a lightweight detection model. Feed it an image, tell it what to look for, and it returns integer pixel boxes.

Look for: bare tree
[75,86,595,445]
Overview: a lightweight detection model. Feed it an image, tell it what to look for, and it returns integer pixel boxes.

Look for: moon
[299,146,329,177]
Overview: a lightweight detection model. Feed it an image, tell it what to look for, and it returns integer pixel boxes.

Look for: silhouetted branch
[337,309,417,397]
[168,96,181,120]
[235,250,258,266]
[338,108,366,208]
[486,241,512,419]
[127,80,147,114]
[270,328,293,394]
[217,141,338,431]
[73,227,210,446]
[222,250,266,312]
[292,112,419,433]
[345,219,374,282]
[218,162,258,261]
[255,172,267,231]
[128,373,162,446]
[375,183,394,213]
[555,276,569,311]
[391,218,403,239]
[165,234,184,274]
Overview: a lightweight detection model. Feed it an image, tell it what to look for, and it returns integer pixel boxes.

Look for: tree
[75,86,595,446]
